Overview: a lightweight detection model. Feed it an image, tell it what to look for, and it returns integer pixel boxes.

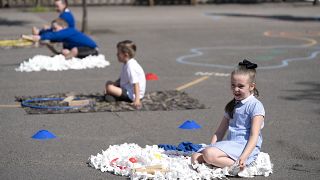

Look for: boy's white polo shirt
[120,58,146,101]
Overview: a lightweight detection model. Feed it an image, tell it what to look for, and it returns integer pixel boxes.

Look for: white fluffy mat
[88,143,273,179]
[15,54,110,72]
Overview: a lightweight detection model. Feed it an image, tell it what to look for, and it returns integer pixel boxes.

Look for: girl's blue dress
[206,95,265,165]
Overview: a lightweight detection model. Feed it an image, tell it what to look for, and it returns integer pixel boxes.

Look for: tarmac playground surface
[0,2,320,180]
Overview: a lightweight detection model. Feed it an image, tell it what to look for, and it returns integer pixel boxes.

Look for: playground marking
[176,76,210,91]
[176,31,320,69]
[195,71,230,77]
[264,31,317,47]
[174,71,229,92]
[0,104,21,108]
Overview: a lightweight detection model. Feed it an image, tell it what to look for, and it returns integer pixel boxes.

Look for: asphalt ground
[0,2,320,180]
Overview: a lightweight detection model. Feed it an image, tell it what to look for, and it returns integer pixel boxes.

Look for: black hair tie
[239,59,258,69]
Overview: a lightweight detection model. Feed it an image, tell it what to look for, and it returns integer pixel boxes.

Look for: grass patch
[29,6,53,13]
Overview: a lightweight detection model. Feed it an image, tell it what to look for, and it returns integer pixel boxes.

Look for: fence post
[81,0,88,33]
[35,0,42,7]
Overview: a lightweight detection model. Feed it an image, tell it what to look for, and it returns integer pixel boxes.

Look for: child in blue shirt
[29,18,98,59]
[56,0,75,29]
[32,0,75,35]
[191,60,265,170]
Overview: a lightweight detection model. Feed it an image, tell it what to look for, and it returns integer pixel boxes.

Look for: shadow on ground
[206,12,320,22]
[0,18,30,26]
[280,81,320,114]
[90,29,117,35]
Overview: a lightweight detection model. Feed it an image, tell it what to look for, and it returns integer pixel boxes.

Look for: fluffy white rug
[88,143,273,179]
[15,54,110,72]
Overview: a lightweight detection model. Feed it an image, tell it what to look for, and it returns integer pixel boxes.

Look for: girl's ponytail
[225,98,237,119]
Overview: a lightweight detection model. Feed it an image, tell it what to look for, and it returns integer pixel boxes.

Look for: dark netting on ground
[15,90,207,114]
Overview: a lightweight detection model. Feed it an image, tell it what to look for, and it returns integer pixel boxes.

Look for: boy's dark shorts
[104,87,132,103]
[77,47,99,59]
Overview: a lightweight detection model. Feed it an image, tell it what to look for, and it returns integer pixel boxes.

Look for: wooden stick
[22,34,61,54]
[42,41,61,55]
[68,100,90,107]
[62,95,75,103]
[132,165,168,174]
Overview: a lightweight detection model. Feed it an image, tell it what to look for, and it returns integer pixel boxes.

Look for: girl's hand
[210,140,216,145]
[238,157,247,170]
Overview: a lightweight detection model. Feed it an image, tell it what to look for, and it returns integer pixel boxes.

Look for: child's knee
[191,153,199,163]
[105,84,112,93]
[191,152,204,164]
[71,47,78,55]
[202,148,218,163]
[62,49,70,56]
[105,83,117,95]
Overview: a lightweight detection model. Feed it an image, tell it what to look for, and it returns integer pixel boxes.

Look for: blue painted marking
[178,13,320,70]
[176,45,320,69]
[259,50,320,69]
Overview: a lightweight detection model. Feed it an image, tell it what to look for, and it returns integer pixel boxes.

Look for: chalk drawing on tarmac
[176,31,320,70]
[195,71,230,77]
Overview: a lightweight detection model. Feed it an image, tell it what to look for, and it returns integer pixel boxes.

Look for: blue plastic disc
[179,120,201,130]
[32,130,56,140]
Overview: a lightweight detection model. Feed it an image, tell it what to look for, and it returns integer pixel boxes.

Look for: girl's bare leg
[202,147,235,168]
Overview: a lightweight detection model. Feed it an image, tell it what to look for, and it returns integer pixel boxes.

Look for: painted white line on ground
[195,71,230,77]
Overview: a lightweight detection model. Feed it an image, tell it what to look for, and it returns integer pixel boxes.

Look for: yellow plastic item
[0,39,33,47]
[154,153,162,160]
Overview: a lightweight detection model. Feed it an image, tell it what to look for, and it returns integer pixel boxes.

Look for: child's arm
[210,116,229,144]
[238,115,264,169]
[22,35,41,42]
[40,29,73,42]
[132,83,141,108]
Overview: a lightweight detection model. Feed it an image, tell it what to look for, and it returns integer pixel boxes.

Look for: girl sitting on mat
[104,40,146,109]
[191,60,265,171]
